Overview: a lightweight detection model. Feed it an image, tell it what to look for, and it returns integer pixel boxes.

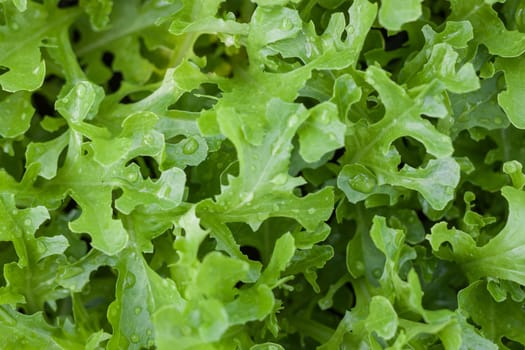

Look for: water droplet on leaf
[348,172,376,193]
[318,111,330,124]
[62,266,84,279]
[280,18,293,31]
[134,307,142,315]
[307,208,315,215]
[354,261,365,273]
[372,268,382,278]
[144,135,154,145]
[124,273,136,288]
[240,192,254,203]
[182,137,199,154]
[305,41,313,58]
[287,114,299,128]
[36,240,47,254]
[130,334,140,343]
[76,84,86,96]
[270,173,287,185]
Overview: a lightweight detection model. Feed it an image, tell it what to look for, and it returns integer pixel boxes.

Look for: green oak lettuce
[2,0,525,349]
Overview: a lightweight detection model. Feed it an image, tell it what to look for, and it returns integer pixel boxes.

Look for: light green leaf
[0,2,78,91]
[0,91,34,138]
[339,66,459,210]
[0,306,85,349]
[365,296,398,340]
[298,101,346,163]
[495,56,525,129]
[199,98,334,231]
[107,246,181,350]
[429,186,525,285]
[459,281,525,347]
[25,132,69,180]
[79,0,113,31]
[379,0,422,31]
[0,194,50,266]
[449,0,525,57]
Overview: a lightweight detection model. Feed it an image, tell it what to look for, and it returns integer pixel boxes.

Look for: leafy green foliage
[2,0,525,348]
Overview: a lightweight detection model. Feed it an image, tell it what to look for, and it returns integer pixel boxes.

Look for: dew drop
[155,0,172,7]
[134,307,142,315]
[146,329,152,336]
[61,266,84,279]
[144,135,153,145]
[494,117,502,125]
[354,261,365,273]
[124,273,136,289]
[516,7,525,31]
[280,18,293,31]
[224,35,235,47]
[130,334,140,343]
[318,110,330,124]
[347,25,355,34]
[182,137,199,155]
[307,208,315,215]
[76,84,86,96]
[127,172,138,181]
[23,219,32,227]
[240,192,254,203]
[272,203,280,211]
[305,41,313,58]
[287,114,299,128]
[270,173,287,185]
[36,240,46,255]
[372,268,382,278]
[348,172,376,193]
[147,339,155,347]
[10,22,20,31]
[31,66,40,75]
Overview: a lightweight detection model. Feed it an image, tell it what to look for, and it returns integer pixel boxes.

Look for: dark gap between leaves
[107,71,123,93]
[57,0,78,8]
[240,245,262,262]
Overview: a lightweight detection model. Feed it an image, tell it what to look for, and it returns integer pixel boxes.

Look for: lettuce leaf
[2,0,525,348]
